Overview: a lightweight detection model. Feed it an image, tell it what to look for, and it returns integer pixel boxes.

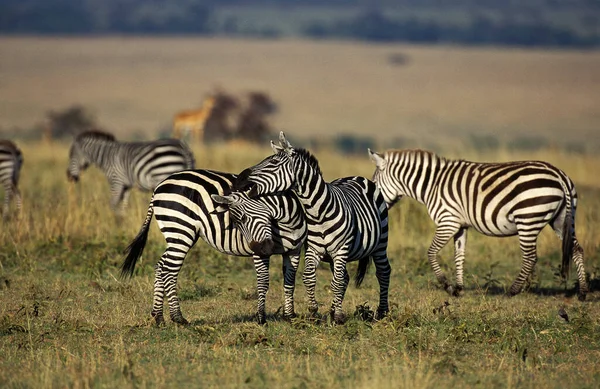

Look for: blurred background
[0,0,599,154]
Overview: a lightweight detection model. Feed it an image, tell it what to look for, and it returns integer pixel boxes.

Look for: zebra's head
[66,142,90,183]
[235,131,298,198]
[368,149,402,208]
[211,192,275,256]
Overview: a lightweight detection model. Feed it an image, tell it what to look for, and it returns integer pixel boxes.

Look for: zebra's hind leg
[329,258,350,324]
[508,226,541,297]
[161,248,190,325]
[253,256,270,325]
[428,222,461,295]
[452,228,468,296]
[372,249,392,320]
[282,253,300,320]
[572,239,587,301]
[302,248,322,317]
[151,259,166,326]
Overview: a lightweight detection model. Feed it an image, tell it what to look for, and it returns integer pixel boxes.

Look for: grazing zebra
[67,130,195,212]
[235,132,392,324]
[121,169,307,325]
[0,140,23,219]
[368,148,587,300]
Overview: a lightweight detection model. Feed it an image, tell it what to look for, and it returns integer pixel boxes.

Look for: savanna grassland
[1,37,600,150]
[0,140,599,389]
[0,37,599,388]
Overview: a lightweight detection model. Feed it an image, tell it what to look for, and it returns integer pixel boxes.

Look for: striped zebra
[121,169,307,325]
[368,148,587,300]
[0,140,23,219]
[67,130,195,212]
[236,132,392,324]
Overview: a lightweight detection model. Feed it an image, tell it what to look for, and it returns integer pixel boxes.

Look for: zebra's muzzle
[249,238,274,256]
[66,170,79,183]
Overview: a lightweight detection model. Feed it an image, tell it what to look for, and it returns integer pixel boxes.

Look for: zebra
[66,130,195,213]
[121,169,307,325]
[235,132,392,324]
[0,140,23,219]
[368,148,587,301]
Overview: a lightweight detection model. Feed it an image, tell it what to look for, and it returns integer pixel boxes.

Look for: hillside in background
[1,0,599,48]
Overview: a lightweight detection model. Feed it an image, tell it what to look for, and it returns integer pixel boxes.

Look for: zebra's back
[123,139,195,190]
[436,159,575,236]
[152,169,304,256]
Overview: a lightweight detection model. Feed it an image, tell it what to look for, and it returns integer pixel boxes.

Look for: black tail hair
[120,202,154,279]
[355,256,371,287]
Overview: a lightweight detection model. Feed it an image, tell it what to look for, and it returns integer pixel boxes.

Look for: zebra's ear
[211,194,234,206]
[368,148,387,170]
[271,140,284,154]
[278,131,294,155]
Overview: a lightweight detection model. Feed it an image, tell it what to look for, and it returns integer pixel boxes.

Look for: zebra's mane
[76,130,116,142]
[396,149,452,164]
[294,148,322,176]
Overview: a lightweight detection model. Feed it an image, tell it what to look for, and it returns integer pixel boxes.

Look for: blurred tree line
[0,0,598,47]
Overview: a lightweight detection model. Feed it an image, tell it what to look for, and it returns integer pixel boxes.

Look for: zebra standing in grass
[121,169,307,325]
[67,130,195,213]
[0,140,23,219]
[368,148,587,300]
[235,132,391,324]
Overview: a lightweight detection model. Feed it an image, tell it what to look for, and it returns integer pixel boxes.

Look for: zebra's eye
[240,214,248,224]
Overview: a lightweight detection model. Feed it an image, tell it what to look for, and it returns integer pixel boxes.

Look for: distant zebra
[236,132,391,324]
[121,169,307,325]
[368,148,587,300]
[67,130,195,212]
[0,140,23,219]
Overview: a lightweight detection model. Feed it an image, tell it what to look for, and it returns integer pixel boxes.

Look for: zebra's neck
[401,152,447,204]
[81,139,118,170]
[292,158,332,221]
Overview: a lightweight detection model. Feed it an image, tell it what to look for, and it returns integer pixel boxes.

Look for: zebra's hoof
[171,315,190,326]
[308,305,319,317]
[256,313,267,325]
[374,309,388,321]
[452,285,463,297]
[152,311,165,327]
[444,285,455,296]
[578,293,587,302]
[283,312,297,322]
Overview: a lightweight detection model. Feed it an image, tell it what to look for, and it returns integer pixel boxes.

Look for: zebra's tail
[355,256,371,288]
[560,181,575,280]
[121,199,154,279]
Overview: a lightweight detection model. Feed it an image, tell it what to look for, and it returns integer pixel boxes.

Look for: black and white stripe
[236,132,391,324]
[369,148,587,300]
[121,169,307,325]
[67,130,195,212]
[0,140,23,219]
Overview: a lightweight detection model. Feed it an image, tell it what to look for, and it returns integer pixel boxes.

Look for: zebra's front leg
[452,228,468,296]
[329,258,350,324]
[253,256,270,325]
[152,259,167,326]
[109,182,127,215]
[302,248,321,316]
[428,222,461,295]
[508,228,540,297]
[372,249,392,320]
[282,252,300,320]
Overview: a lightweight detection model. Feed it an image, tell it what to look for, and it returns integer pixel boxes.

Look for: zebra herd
[1,129,589,325]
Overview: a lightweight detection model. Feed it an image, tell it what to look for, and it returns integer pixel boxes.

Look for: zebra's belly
[469,216,519,237]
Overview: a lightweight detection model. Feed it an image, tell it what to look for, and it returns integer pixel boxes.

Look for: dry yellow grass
[0,37,599,148]
[0,140,598,388]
